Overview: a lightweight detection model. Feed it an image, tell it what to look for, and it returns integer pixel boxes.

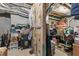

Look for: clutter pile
[0,47,7,56]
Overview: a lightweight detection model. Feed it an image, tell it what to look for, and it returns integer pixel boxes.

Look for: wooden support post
[31,4,37,55]
[31,3,48,56]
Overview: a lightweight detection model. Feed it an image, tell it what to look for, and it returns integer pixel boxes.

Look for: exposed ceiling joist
[0,3,32,18]
[10,3,32,9]
[2,3,30,12]
[26,3,33,6]
[0,5,29,18]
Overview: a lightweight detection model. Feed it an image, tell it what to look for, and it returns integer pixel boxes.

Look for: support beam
[32,3,47,56]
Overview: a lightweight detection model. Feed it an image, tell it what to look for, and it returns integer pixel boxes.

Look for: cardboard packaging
[73,44,79,56]
[0,47,7,56]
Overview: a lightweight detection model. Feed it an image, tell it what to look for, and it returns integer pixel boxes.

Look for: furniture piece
[73,44,79,56]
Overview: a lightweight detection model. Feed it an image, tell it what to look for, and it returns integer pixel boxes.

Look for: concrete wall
[11,14,29,25]
[0,17,11,36]
[0,14,29,36]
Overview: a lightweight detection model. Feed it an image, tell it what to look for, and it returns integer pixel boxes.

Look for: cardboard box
[73,44,79,56]
[0,47,7,56]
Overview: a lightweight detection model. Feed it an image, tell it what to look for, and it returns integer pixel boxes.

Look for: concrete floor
[8,48,35,56]
[7,48,68,56]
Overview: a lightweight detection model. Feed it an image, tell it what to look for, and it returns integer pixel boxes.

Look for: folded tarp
[71,3,79,16]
